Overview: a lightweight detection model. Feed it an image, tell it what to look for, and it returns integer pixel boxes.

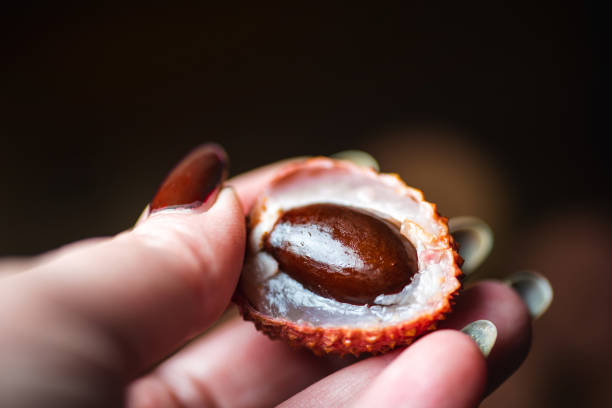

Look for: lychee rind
[234,289,460,356]
[235,157,463,356]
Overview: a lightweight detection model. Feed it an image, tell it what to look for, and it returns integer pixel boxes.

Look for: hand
[0,145,545,408]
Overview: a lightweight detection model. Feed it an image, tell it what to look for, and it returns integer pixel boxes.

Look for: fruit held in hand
[234,157,462,356]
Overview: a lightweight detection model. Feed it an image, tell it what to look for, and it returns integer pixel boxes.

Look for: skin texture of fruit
[263,203,418,305]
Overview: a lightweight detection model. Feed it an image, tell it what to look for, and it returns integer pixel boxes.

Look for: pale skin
[0,162,532,408]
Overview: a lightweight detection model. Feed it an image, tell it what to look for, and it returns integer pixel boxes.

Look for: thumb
[0,145,245,379]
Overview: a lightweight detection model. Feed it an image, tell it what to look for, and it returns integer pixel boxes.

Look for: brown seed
[263,203,418,304]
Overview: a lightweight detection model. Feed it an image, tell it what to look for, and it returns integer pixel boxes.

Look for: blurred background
[0,2,607,407]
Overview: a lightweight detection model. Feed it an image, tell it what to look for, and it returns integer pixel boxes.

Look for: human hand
[0,145,550,407]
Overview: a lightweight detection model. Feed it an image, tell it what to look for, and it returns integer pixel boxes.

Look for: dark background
[0,2,608,407]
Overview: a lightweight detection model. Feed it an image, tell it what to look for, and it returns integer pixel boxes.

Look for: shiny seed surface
[263,203,418,304]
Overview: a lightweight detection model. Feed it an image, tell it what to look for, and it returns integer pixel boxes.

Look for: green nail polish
[331,150,380,171]
[448,216,494,276]
[461,319,497,358]
[505,270,553,319]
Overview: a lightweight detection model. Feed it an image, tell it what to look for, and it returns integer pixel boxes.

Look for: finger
[281,280,531,407]
[127,317,354,408]
[350,330,487,408]
[2,188,244,377]
[439,280,532,394]
[0,145,245,381]
[278,331,486,408]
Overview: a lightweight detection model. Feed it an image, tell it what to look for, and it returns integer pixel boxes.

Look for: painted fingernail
[448,216,494,276]
[331,150,380,171]
[504,270,553,319]
[150,143,228,213]
[461,319,497,358]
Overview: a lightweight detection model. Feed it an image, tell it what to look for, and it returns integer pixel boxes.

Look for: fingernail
[448,216,494,276]
[150,143,228,213]
[461,320,497,358]
[504,270,553,319]
[331,150,380,171]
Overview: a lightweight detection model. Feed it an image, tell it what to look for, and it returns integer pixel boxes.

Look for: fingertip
[353,330,487,407]
[442,280,533,395]
[133,186,247,326]
[413,330,488,393]
[206,186,245,232]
